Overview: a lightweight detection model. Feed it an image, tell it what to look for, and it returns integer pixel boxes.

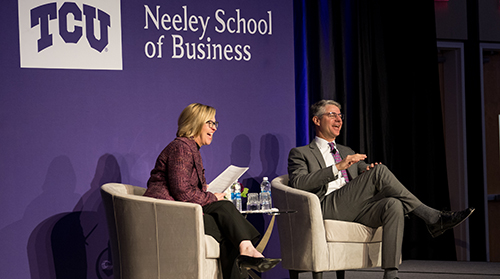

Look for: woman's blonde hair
[176,103,216,138]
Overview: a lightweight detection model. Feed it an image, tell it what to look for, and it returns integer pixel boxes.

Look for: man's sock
[412,204,440,224]
[384,268,398,279]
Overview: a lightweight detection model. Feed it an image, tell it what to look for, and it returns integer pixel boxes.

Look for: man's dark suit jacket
[288,140,370,202]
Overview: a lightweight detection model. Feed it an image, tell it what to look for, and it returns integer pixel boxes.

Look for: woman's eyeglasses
[206,120,219,129]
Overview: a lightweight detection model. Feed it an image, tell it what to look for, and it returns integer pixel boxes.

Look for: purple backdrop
[0,0,294,278]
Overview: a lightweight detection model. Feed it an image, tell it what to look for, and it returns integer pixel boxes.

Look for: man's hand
[365,162,382,171]
[336,154,367,171]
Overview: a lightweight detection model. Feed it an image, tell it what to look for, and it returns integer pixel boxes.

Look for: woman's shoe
[236,255,281,273]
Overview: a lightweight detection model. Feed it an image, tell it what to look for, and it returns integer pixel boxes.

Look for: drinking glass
[247,193,260,211]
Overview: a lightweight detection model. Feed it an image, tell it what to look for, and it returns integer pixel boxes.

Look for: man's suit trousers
[321,164,422,269]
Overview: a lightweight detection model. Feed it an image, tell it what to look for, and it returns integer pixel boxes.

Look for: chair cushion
[205,235,220,258]
[324,220,382,243]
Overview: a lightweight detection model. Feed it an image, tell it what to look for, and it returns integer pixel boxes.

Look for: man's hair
[310,100,342,119]
[177,103,216,138]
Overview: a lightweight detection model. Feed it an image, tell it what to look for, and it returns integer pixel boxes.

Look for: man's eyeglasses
[206,120,219,129]
[322,112,344,120]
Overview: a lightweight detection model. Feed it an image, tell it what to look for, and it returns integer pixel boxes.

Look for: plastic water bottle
[260,177,272,210]
[232,182,242,212]
[260,177,271,193]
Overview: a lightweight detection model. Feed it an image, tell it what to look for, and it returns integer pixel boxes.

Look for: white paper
[208,165,249,193]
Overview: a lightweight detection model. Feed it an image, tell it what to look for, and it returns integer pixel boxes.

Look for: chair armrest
[154,198,206,264]
[101,183,205,279]
[272,175,329,271]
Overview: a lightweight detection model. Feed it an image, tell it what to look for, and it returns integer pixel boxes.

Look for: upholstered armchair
[100,183,221,279]
[271,175,383,279]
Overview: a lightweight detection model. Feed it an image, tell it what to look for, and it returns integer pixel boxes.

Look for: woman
[144,103,280,279]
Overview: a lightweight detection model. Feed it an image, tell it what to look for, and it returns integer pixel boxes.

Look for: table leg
[256,215,275,253]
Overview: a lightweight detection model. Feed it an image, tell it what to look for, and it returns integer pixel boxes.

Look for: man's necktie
[328,142,350,183]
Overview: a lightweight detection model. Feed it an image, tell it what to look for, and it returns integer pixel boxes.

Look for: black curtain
[295,0,457,260]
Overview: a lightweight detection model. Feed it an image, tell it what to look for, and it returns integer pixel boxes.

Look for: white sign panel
[18,0,122,70]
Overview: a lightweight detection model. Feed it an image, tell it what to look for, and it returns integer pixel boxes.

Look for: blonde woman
[144,103,280,279]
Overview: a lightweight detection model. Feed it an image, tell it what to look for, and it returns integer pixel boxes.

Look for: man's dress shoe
[426,207,475,238]
[236,255,281,273]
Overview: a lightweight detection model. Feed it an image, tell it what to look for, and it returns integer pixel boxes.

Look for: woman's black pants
[203,200,260,279]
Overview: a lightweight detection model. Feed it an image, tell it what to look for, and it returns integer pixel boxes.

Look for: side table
[240,208,297,279]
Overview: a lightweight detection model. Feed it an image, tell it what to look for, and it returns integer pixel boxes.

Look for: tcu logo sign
[31,2,110,52]
[18,0,122,70]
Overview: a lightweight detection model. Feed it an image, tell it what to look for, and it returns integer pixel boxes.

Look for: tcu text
[31,2,110,52]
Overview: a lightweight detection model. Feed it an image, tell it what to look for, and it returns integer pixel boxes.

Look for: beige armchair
[100,183,221,279]
[271,175,382,279]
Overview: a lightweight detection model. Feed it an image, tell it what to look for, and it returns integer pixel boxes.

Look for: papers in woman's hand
[207,165,249,193]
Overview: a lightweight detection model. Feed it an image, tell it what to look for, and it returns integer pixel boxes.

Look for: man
[287,100,474,279]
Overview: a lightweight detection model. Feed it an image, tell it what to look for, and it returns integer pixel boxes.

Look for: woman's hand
[214,193,226,201]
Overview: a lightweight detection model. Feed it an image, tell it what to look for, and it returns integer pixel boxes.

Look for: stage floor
[294,260,500,279]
